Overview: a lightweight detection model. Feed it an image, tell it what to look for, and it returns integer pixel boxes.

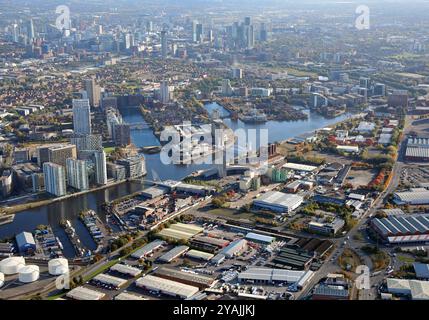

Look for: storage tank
[0,256,26,275]
[48,258,69,275]
[19,265,40,283]
[0,272,4,288]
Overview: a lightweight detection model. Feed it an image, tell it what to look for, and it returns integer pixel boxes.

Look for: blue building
[16,232,36,254]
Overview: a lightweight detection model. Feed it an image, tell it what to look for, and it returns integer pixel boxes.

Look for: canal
[0,102,352,257]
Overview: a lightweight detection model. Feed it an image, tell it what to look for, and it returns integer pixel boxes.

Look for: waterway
[0,102,352,256]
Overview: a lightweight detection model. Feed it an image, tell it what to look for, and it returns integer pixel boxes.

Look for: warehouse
[282,163,318,173]
[114,292,147,300]
[405,136,429,162]
[136,275,199,299]
[393,189,429,205]
[110,263,142,277]
[270,247,314,270]
[245,232,275,244]
[253,191,303,215]
[413,263,429,279]
[131,240,165,259]
[93,273,128,289]
[221,239,248,258]
[158,223,203,241]
[308,218,345,236]
[15,232,36,254]
[153,267,216,289]
[176,183,215,195]
[141,186,169,199]
[370,214,429,244]
[186,249,214,261]
[66,286,106,300]
[386,279,429,300]
[192,236,230,249]
[158,245,189,263]
[238,267,314,290]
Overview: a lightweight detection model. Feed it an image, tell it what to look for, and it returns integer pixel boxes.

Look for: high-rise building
[244,17,251,26]
[93,151,108,185]
[84,78,101,108]
[66,158,89,191]
[161,30,168,59]
[222,79,233,96]
[192,21,198,42]
[146,20,153,32]
[232,68,243,79]
[26,19,35,41]
[70,134,102,152]
[160,80,173,104]
[388,90,409,108]
[246,25,255,49]
[116,155,146,179]
[359,77,370,89]
[43,162,66,197]
[374,83,386,96]
[48,144,77,168]
[196,23,203,42]
[72,99,91,134]
[113,124,131,147]
[37,146,52,167]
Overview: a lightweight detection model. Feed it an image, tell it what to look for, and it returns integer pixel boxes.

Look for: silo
[0,257,26,275]
[48,258,69,275]
[18,265,40,283]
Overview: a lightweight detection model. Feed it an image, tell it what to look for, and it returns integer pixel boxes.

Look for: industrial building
[405,136,429,162]
[413,263,429,279]
[238,267,314,289]
[110,263,142,277]
[393,189,429,205]
[186,249,214,261]
[220,239,248,258]
[270,247,314,270]
[141,186,169,199]
[153,267,216,289]
[93,273,127,289]
[245,232,275,244]
[136,275,199,299]
[282,163,318,173]
[371,214,429,244]
[114,292,146,300]
[15,232,36,254]
[66,286,106,300]
[386,279,429,300]
[131,240,165,259]
[253,191,303,214]
[176,183,215,195]
[158,245,189,263]
[307,218,345,236]
[157,223,203,241]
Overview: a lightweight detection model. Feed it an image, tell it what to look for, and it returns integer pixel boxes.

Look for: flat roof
[158,245,189,262]
[246,232,275,243]
[114,292,147,300]
[66,286,106,300]
[136,275,199,299]
[93,273,128,287]
[131,240,165,259]
[254,191,303,209]
[282,163,317,172]
[238,267,314,287]
[154,267,215,287]
[110,264,142,277]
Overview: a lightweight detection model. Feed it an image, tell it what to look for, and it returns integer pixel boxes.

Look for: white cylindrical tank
[48,258,69,275]
[0,272,4,288]
[19,265,40,283]
[0,257,25,275]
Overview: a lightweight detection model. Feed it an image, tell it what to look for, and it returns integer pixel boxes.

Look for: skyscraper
[66,158,89,191]
[93,151,108,185]
[160,80,172,104]
[48,144,77,168]
[72,99,91,135]
[161,30,168,59]
[196,23,203,42]
[70,134,102,152]
[192,21,198,42]
[43,162,67,197]
[84,78,101,108]
[113,124,131,147]
[27,19,35,41]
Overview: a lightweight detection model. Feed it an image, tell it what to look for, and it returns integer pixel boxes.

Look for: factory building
[15,232,36,254]
[136,275,199,299]
[238,267,314,290]
[110,263,142,277]
[221,239,248,258]
[158,245,189,263]
[253,191,303,215]
[66,286,106,300]
[371,214,429,244]
[131,240,165,259]
[405,137,429,162]
[393,189,429,205]
[386,279,429,300]
[186,249,214,261]
[245,232,275,244]
[153,267,216,289]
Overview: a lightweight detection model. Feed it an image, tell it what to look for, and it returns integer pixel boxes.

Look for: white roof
[254,191,303,209]
[238,267,314,286]
[186,249,214,261]
[66,286,106,300]
[114,292,147,300]
[110,264,142,277]
[136,275,199,299]
[93,273,127,287]
[282,163,317,172]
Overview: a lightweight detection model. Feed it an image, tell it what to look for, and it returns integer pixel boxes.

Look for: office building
[116,155,146,179]
[160,80,173,104]
[66,158,89,191]
[161,30,168,58]
[72,99,91,134]
[70,134,102,152]
[43,162,67,197]
[84,78,101,108]
[388,90,408,108]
